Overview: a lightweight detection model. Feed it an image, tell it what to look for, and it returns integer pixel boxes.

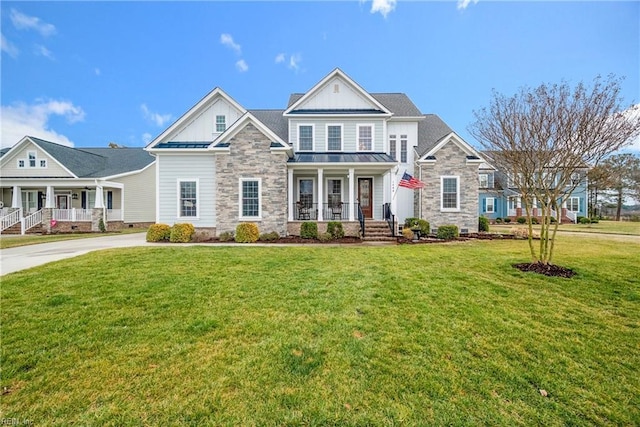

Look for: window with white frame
[299,179,314,207]
[400,135,407,163]
[40,159,47,168]
[299,125,313,151]
[441,176,459,211]
[18,160,25,168]
[389,135,397,160]
[357,125,373,151]
[178,180,198,217]
[479,174,488,188]
[28,151,36,167]
[215,115,226,133]
[17,151,46,169]
[327,125,342,151]
[485,197,495,213]
[327,179,342,206]
[240,178,261,219]
[568,196,580,212]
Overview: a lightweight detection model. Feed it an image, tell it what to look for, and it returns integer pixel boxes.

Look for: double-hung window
[299,125,313,151]
[485,197,495,213]
[568,197,580,212]
[178,180,198,217]
[441,176,459,211]
[216,115,226,133]
[240,178,261,219]
[479,174,488,188]
[327,179,342,206]
[389,135,397,160]
[357,125,373,151]
[400,135,408,163]
[327,125,342,151]
[28,152,36,168]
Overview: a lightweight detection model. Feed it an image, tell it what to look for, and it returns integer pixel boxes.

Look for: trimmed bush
[550,216,557,223]
[495,217,502,224]
[516,216,527,224]
[326,221,345,239]
[530,217,539,225]
[579,216,590,224]
[170,223,195,243]
[503,218,512,223]
[402,227,415,240]
[258,231,280,242]
[300,222,318,239]
[404,217,430,235]
[318,232,333,242]
[218,231,234,242]
[235,223,260,243]
[478,216,490,232]
[590,218,599,224]
[436,225,459,240]
[146,223,171,242]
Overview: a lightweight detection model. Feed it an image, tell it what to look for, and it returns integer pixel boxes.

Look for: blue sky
[1,1,638,151]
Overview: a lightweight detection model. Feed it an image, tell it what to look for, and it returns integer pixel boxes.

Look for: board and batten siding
[168,100,243,142]
[157,154,216,227]
[0,142,73,178]
[112,163,156,223]
[289,118,385,152]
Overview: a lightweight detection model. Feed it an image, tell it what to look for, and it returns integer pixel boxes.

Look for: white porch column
[317,168,324,221]
[11,186,22,208]
[287,169,294,221]
[94,185,105,208]
[391,169,398,219]
[45,185,55,208]
[348,168,355,221]
[516,197,522,209]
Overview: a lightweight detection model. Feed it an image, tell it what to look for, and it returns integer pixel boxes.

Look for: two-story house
[146,68,484,238]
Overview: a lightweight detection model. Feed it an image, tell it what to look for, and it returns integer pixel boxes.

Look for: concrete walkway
[0,233,152,276]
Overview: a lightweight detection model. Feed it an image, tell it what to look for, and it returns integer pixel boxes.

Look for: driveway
[0,233,151,276]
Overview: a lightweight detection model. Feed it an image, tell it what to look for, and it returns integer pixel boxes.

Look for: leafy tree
[600,153,640,220]
[587,164,613,218]
[470,75,640,266]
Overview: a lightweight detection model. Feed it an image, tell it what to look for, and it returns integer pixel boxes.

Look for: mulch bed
[513,262,576,278]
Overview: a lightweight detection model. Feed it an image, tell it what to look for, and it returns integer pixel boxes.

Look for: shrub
[590,218,599,224]
[495,217,502,223]
[146,223,171,242]
[577,216,586,224]
[516,216,527,224]
[503,218,512,223]
[404,217,430,235]
[550,216,557,223]
[436,225,459,240]
[218,231,234,242]
[402,227,415,240]
[478,216,490,232]
[170,223,195,243]
[98,218,106,233]
[530,217,539,225]
[235,223,260,243]
[258,231,280,241]
[318,232,333,242]
[300,222,318,239]
[326,221,345,239]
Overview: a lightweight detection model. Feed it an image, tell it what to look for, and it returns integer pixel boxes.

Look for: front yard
[1,237,638,425]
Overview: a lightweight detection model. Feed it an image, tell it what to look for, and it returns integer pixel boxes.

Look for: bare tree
[469,75,640,266]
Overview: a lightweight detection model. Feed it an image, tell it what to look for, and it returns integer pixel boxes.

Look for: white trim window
[326,124,342,151]
[327,178,343,205]
[568,196,580,212]
[40,159,47,168]
[17,159,25,168]
[28,151,37,168]
[240,178,261,219]
[389,134,397,161]
[400,135,408,163]
[298,124,314,151]
[178,179,198,218]
[485,197,495,213]
[357,124,373,151]
[216,115,226,133]
[479,173,488,188]
[441,176,460,211]
[298,178,314,206]
[17,151,47,169]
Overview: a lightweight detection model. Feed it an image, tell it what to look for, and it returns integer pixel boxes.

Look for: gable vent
[333,84,340,93]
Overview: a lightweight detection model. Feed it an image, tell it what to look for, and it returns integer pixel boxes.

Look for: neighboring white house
[145,68,484,238]
[0,136,156,234]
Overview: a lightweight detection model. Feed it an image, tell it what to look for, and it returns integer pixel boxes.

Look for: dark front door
[358,178,373,219]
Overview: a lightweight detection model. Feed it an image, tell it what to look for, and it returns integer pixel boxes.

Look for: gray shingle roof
[29,137,154,178]
[287,93,422,117]
[415,115,454,157]
[249,110,288,141]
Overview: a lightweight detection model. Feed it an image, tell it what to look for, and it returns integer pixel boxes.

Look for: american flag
[398,172,425,189]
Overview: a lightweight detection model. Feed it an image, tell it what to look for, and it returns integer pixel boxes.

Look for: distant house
[146,68,484,238]
[0,136,156,234]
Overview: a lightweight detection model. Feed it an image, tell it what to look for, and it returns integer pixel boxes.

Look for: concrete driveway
[1,233,151,276]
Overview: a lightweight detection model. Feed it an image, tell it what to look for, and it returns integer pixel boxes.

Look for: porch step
[0,223,43,235]
[362,220,396,241]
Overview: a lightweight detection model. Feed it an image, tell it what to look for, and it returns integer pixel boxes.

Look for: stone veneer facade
[215,123,289,236]
[418,143,480,232]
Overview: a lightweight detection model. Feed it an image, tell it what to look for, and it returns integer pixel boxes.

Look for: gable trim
[0,136,79,178]
[417,132,483,162]
[209,112,291,152]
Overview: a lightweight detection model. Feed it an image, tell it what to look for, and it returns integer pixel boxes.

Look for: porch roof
[154,142,212,149]
[288,152,396,164]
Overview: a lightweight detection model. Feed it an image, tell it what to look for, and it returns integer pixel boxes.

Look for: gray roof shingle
[249,109,288,142]
[415,115,454,157]
[286,93,422,117]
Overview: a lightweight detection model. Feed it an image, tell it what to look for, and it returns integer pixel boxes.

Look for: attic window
[216,115,226,133]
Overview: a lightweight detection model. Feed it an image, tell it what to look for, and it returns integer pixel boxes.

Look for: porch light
[72,193,79,200]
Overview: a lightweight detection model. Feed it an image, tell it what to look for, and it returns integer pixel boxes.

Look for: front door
[358,178,373,219]
[56,195,69,209]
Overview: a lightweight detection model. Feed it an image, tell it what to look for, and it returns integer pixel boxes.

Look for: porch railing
[566,210,577,223]
[358,203,365,238]
[507,208,517,217]
[53,208,93,222]
[22,209,43,233]
[1,208,22,232]
[382,203,396,237]
[293,202,358,221]
[107,209,123,221]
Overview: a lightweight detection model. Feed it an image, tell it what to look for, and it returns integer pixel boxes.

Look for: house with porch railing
[0,136,156,235]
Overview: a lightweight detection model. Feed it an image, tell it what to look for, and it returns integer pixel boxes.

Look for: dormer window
[17,151,46,169]
[216,115,226,133]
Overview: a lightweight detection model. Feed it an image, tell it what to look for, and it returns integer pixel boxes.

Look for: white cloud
[623,104,640,152]
[141,104,172,127]
[0,99,85,148]
[276,53,302,72]
[10,9,56,37]
[142,132,153,145]
[1,34,19,58]
[34,44,54,60]
[275,53,285,64]
[95,68,101,76]
[370,0,397,18]
[220,33,241,55]
[235,59,249,73]
[457,0,479,10]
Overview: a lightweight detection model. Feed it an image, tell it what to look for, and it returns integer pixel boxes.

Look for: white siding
[157,154,216,226]
[0,142,73,178]
[289,118,385,151]
[112,163,156,223]
[297,76,378,111]
[168,99,243,142]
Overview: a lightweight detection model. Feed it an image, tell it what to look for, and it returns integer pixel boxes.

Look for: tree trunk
[615,188,623,221]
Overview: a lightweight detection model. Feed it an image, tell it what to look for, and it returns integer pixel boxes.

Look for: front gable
[418,133,483,165]
[0,137,76,178]
[284,68,391,116]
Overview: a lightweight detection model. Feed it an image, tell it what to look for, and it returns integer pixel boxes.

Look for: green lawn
[0,228,146,249]
[1,237,639,425]
[492,220,640,236]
